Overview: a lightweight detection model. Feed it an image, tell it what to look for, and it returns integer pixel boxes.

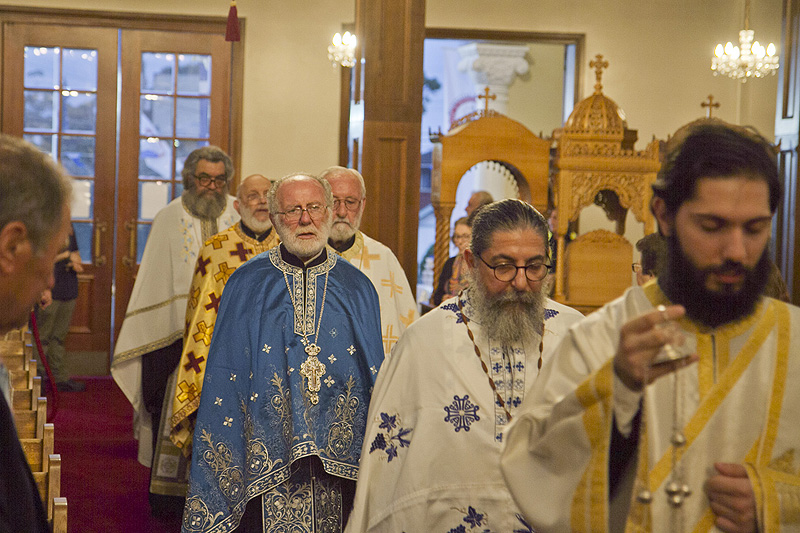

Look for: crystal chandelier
[327,31,357,68]
[711,0,778,81]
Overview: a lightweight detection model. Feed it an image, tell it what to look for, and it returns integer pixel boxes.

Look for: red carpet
[51,376,182,533]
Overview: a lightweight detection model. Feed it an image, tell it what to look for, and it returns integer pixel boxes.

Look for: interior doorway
[416,29,583,305]
[1,10,242,368]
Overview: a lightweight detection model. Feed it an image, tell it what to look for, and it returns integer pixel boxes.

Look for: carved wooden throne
[429,108,551,287]
[552,55,660,313]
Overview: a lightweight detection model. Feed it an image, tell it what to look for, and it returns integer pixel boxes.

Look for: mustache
[707,260,748,276]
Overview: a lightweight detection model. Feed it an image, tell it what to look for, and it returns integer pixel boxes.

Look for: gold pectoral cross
[300,343,326,405]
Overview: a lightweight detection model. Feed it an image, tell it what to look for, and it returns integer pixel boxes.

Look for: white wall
[5,0,785,179]
[427,0,783,144]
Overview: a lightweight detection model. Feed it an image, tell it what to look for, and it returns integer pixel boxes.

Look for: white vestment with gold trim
[337,232,418,357]
[111,196,238,466]
[346,290,583,532]
[502,282,800,532]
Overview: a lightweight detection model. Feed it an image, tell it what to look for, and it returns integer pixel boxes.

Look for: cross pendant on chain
[300,344,325,405]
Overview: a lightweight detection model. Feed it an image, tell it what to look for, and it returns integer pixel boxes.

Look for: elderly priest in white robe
[111,146,239,511]
[183,173,383,532]
[319,166,418,356]
[346,199,583,532]
[501,123,800,532]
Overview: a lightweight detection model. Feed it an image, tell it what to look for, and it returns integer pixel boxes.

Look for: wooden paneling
[358,0,425,287]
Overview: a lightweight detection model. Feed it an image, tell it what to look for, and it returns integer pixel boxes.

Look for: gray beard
[467,272,551,346]
[182,189,226,220]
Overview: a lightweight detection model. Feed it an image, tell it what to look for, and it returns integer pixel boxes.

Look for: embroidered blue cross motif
[444,395,480,432]
[492,362,502,373]
[544,308,559,320]
[448,506,489,533]
[515,362,524,372]
[369,412,413,462]
[512,397,522,408]
[441,302,464,324]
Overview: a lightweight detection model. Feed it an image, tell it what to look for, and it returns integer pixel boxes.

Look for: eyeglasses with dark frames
[194,173,228,188]
[476,254,551,282]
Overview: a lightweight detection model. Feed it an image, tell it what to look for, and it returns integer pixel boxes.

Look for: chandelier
[711,0,778,81]
[327,31,357,68]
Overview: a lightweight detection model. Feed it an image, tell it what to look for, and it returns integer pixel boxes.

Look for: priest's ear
[463,247,475,269]
[651,197,675,238]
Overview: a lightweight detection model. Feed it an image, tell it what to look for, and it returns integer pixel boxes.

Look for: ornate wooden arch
[430,112,551,283]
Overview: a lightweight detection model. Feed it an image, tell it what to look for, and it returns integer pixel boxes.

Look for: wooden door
[2,23,118,352]
[2,22,235,357]
[115,29,232,340]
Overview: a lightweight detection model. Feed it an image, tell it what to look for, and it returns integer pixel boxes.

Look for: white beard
[467,272,552,346]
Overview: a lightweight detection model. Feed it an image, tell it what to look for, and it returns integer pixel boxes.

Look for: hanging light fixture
[711,0,778,81]
[327,31,357,68]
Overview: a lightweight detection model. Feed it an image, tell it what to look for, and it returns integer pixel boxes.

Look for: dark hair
[181,145,234,189]
[0,135,72,253]
[636,233,667,277]
[652,123,780,215]
[470,199,550,260]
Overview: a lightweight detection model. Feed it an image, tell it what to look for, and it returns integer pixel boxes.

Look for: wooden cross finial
[477,86,496,113]
[590,54,609,94]
[701,94,721,118]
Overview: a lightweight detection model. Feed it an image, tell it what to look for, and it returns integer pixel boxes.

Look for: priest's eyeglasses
[477,254,551,282]
[195,173,228,188]
[333,197,362,211]
[276,203,327,222]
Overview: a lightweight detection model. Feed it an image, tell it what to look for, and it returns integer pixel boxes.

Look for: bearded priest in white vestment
[320,167,418,356]
[346,199,583,532]
[111,147,239,481]
[502,124,800,532]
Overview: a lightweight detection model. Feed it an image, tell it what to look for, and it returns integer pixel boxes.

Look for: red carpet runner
[52,376,182,532]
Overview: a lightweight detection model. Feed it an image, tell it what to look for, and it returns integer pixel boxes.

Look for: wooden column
[357,0,425,288]
[774,0,800,304]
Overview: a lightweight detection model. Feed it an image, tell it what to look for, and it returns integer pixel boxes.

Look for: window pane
[23,133,58,160]
[136,224,152,264]
[177,54,211,96]
[73,221,92,263]
[140,95,174,137]
[24,90,58,131]
[141,53,175,95]
[139,181,170,220]
[24,46,60,90]
[62,92,96,134]
[174,139,209,177]
[175,97,210,138]
[62,49,98,92]
[61,136,95,177]
[139,138,174,180]
[70,179,94,220]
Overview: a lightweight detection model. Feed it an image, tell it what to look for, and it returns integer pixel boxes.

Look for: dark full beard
[468,272,550,345]
[182,188,226,220]
[659,233,769,329]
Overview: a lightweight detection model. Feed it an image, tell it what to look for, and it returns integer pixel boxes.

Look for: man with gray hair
[346,199,583,531]
[319,166,418,357]
[111,145,239,516]
[184,173,383,532]
[0,134,72,532]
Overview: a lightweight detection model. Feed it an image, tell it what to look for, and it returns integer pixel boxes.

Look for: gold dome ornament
[563,54,627,138]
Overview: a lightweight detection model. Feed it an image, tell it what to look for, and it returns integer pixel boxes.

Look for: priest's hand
[704,462,758,533]
[612,304,698,391]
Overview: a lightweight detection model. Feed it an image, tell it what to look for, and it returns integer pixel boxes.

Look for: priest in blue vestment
[182,173,384,533]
